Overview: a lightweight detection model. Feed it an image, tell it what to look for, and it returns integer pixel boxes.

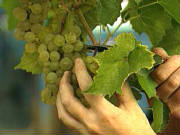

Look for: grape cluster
[13,0,98,105]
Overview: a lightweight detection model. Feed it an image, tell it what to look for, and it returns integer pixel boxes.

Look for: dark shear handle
[87,45,111,52]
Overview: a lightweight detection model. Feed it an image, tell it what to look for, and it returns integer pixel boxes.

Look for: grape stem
[76,9,97,45]
[102,20,124,45]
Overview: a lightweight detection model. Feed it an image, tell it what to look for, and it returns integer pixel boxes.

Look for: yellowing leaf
[86,33,155,96]
[15,51,43,74]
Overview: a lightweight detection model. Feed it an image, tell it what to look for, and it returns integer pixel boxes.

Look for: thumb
[152,47,169,61]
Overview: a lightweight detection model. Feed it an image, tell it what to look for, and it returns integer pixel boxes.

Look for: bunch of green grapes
[13,0,98,105]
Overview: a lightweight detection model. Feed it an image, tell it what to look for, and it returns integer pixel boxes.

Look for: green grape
[72,25,81,37]
[48,43,58,51]
[54,35,65,47]
[47,84,58,91]
[25,43,37,53]
[18,0,29,8]
[44,61,50,67]
[40,88,56,105]
[46,72,57,84]
[73,52,81,60]
[30,4,42,14]
[13,7,27,21]
[50,51,60,61]
[46,84,59,95]
[62,44,74,53]
[45,34,54,44]
[17,21,31,31]
[64,33,77,44]
[56,70,63,77]
[31,23,42,34]
[50,62,59,71]
[30,13,41,23]
[24,32,35,42]
[74,40,84,52]
[14,28,25,41]
[38,27,51,42]
[43,67,51,74]
[64,53,74,59]
[88,62,99,74]
[39,51,49,62]
[38,44,47,53]
[59,57,73,70]
[85,56,94,64]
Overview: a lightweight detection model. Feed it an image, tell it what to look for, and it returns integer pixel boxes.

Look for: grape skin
[39,51,49,62]
[14,28,25,41]
[46,72,57,84]
[54,35,65,47]
[31,4,42,14]
[38,44,47,53]
[25,43,37,53]
[13,7,27,21]
[60,57,73,70]
[50,51,61,61]
[24,32,36,42]
[64,33,77,44]
[74,41,84,52]
[62,44,74,54]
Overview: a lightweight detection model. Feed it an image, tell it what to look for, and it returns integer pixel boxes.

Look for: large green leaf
[96,0,122,25]
[158,0,180,24]
[1,0,19,30]
[122,0,172,46]
[154,20,180,55]
[136,69,157,98]
[80,0,122,29]
[15,51,43,74]
[151,98,170,133]
[86,33,155,96]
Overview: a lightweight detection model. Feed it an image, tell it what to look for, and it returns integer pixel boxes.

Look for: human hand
[151,48,180,114]
[151,48,180,134]
[56,58,156,135]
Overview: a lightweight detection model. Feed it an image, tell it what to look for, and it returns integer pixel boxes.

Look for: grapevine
[10,0,99,105]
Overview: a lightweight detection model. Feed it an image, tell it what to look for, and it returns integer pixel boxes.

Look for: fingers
[75,58,105,108]
[59,71,89,122]
[75,58,92,91]
[117,82,138,109]
[56,92,90,135]
[156,68,180,102]
[151,55,180,85]
[167,87,180,113]
[152,48,169,60]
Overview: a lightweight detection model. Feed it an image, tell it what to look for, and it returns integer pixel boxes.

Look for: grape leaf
[127,74,143,100]
[15,51,43,74]
[154,20,180,55]
[151,98,170,133]
[0,0,19,30]
[86,33,155,96]
[136,69,157,98]
[96,0,122,25]
[81,0,122,29]
[158,0,180,24]
[122,0,172,46]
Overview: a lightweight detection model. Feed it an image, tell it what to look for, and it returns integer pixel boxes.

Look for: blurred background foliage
[0,0,152,134]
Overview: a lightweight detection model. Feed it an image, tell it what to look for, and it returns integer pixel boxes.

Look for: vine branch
[76,9,97,45]
[103,20,124,45]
